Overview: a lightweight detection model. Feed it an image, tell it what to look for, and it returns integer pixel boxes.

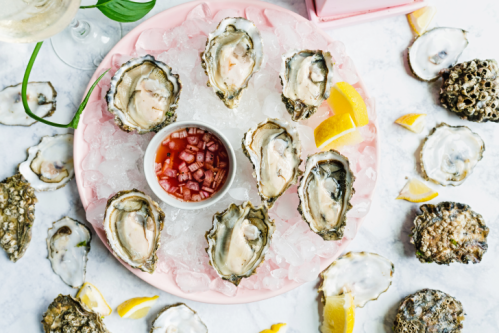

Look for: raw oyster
[107,55,181,134]
[206,201,275,286]
[150,303,208,333]
[298,150,355,241]
[280,50,334,121]
[319,252,394,308]
[411,202,488,265]
[393,289,465,333]
[18,134,74,191]
[0,82,56,126]
[408,27,468,81]
[103,189,165,273]
[420,123,484,186]
[42,294,110,333]
[47,217,91,288]
[201,17,263,109]
[242,118,302,208]
[0,174,37,262]
[440,59,499,122]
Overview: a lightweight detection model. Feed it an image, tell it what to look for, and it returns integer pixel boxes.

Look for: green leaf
[76,240,88,247]
[81,0,156,23]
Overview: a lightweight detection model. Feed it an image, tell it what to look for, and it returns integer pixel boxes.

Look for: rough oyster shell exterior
[411,202,488,265]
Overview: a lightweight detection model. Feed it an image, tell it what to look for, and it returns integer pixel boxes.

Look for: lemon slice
[407,6,437,36]
[396,178,438,202]
[117,295,159,319]
[321,293,355,333]
[76,282,112,316]
[395,113,426,133]
[327,82,368,127]
[260,323,288,333]
[314,113,358,150]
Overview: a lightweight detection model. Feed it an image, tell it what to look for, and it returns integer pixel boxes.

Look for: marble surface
[1,0,499,332]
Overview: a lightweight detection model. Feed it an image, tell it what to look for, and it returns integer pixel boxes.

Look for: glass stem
[69,19,91,41]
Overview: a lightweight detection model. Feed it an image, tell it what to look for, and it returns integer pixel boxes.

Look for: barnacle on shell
[440,59,499,122]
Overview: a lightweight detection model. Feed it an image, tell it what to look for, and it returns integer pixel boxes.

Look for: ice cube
[229,187,249,201]
[273,235,303,266]
[270,268,288,279]
[186,3,212,21]
[82,101,105,125]
[317,240,339,258]
[84,121,101,144]
[111,53,133,73]
[135,28,167,54]
[359,146,376,170]
[260,30,280,59]
[212,9,241,26]
[342,218,359,240]
[275,26,301,50]
[210,277,237,297]
[245,7,267,27]
[264,9,295,28]
[274,189,299,221]
[185,35,207,50]
[348,196,371,218]
[82,170,104,188]
[338,57,359,85]
[288,256,320,282]
[359,123,376,142]
[85,198,107,225]
[303,32,328,51]
[354,166,377,196]
[95,183,113,200]
[175,270,211,293]
[163,26,188,49]
[262,276,284,290]
[327,41,347,64]
[82,147,102,171]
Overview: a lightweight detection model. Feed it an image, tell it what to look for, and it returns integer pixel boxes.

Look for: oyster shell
[107,55,182,134]
[242,118,302,208]
[103,189,165,273]
[420,123,484,186]
[0,174,37,262]
[0,82,56,126]
[411,202,488,265]
[280,50,334,121]
[18,134,74,191]
[394,289,465,333]
[201,17,263,109]
[47,217,91,288]
[206,201,275,286]
[408,27,468,81]
[440,59,499,122]
[319,252,394,308]
[298,150,355,241]
[150,303,208,333]
[42,294,110,333]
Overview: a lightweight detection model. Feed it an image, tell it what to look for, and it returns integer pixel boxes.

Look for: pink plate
[74,0,379,304]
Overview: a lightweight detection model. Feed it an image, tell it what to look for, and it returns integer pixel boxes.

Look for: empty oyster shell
[47,217,91,288]
[42,294,110,333]
[107,55,182,134]
[298,150,355,240]
[408,27,468,81]
[319,252,394,308]
[242,118,302,208]
[440,59,499,122]
[206,201,275,286]
[411,202,488,265]
[420,123,484,186]
[150,303,208,333]
[103,189,165,273]
[201,17,263,109]
[0,174,37,262]
[18,134,74,191]
[394,289,465,333]
[0,82,56,126]
[280,50,334,121]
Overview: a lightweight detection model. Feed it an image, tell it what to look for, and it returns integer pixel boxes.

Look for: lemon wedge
[396,178,438,203]
[327,82,368,127]
[76,282,112,316]
[117,295,159,319]
[321,293,355,333]
[395,113,426,133]
[260,323,288,333]
[314,113,364,150]
[407,6,437,36]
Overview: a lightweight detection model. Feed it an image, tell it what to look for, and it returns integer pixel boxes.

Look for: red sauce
[155,127,230,202]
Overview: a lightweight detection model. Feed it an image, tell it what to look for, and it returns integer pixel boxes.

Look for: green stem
[22,42,109,129]
[80,0,114,9]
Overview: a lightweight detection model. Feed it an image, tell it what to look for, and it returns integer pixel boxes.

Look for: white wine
[0,0,81,43]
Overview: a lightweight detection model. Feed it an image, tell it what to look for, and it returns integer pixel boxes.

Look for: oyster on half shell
[298,151,355,241]
[242,118,302,208]
[19,134,74,191]
[47,217,91,288]
[150,303,208,333]
[420,123,484,186]
[280,50,334,121]
[201,17,263,109]
[103,189,165,273]
[206,201,275,286]
[107,55,182,134]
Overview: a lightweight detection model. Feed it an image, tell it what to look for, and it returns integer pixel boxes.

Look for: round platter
[74,0,378,304]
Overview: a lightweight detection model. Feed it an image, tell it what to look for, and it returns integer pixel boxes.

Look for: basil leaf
[81,0,156,23]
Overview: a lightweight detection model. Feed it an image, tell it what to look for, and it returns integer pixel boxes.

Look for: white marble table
[1,0,499,332]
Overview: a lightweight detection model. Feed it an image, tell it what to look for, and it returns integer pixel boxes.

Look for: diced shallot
[203,169,214,186]
[187,136,199,145]
[171,132,180,139]
[164,168,177,178]
[208,143,219,152]
[168,186,178,194]
[178,162,188,172]
[186,181,200,191]
[197,129,205,134]
[205,151,214,164]
[197,141,206,150]
[201,191,211,198]
[188,128,197,135]
[183,188,192,201]
[186,144,199,152]
[196,152,204,162]
[219,161,227,168]
[188,161,203,172]
[178,172,189,182]
[202,186,214,193]
[193,169,204,182]
[179,129,188,138]
[155,163,161,173]
[159,180,170,191]
[192,194,202,201]
[202,133,211,142]
[169,141,179,150]
[179,151,195,163]
[162,137,170,146]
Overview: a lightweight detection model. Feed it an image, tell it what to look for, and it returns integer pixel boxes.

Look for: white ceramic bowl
[144,120,237,210]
